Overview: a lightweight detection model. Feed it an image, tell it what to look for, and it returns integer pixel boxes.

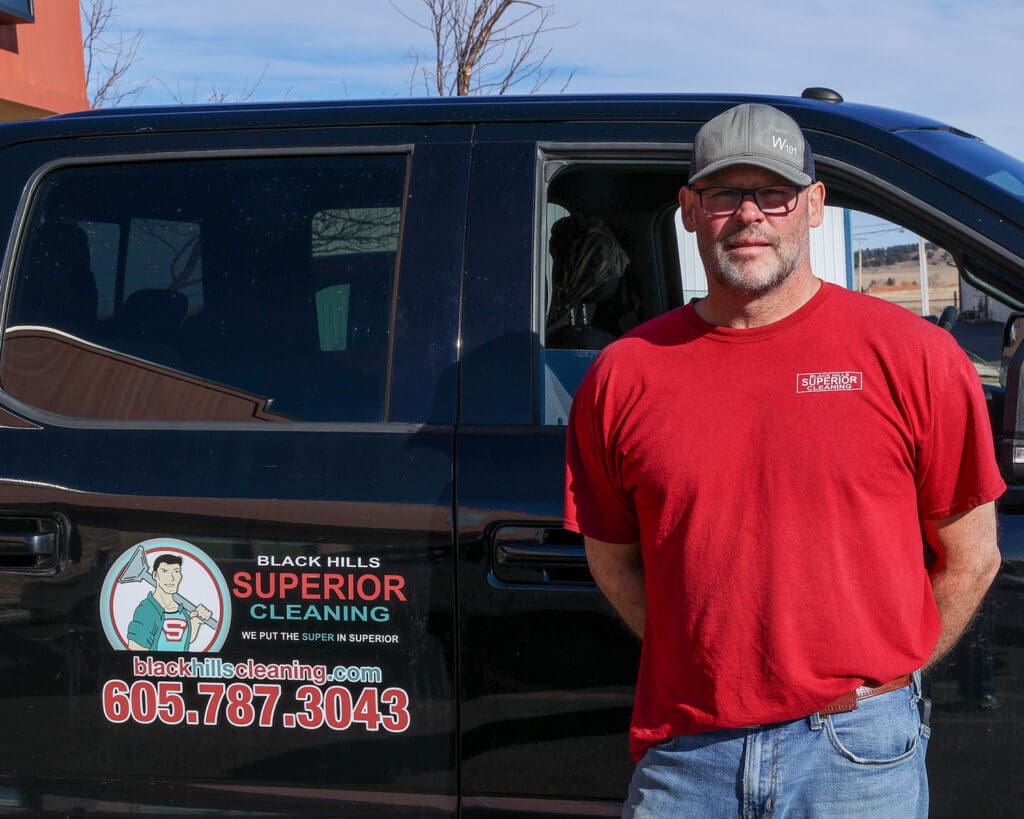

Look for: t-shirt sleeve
[563,356,640,543]
[916,337,1006,520]
[127,598,157,648]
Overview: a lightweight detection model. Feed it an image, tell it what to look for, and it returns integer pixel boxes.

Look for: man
[127,554,212,651]
[564,104,1004,817]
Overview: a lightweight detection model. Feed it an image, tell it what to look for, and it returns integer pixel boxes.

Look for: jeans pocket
[824,690,921,765]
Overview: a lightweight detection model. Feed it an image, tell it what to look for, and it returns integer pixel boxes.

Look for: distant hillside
[859,241,944,268]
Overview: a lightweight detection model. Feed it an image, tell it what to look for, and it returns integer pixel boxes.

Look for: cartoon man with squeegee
[122,546,214,651]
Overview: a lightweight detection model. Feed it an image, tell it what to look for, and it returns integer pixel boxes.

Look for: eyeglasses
[690,185,807,217]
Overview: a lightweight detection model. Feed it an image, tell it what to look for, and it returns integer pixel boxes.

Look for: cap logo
[771,133,799,156]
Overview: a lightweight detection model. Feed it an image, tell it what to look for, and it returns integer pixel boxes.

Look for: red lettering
[357,575,381,600]
[233,571,406,602]
[323,574,345,600]
[232,571,253,598]
[384,575,406,601]
[254,573,275,599]
[301,573,321,600]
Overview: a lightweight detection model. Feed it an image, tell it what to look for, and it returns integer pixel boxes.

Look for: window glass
[312,207,401,256]
[537,159,1010,425]
[901,130,1024,213]
[540,160,685,424]
[846,208,1005,385]
[315,284,351,352]
[125,218,203,312]
[2,154,407,422]
[79,220,121,319]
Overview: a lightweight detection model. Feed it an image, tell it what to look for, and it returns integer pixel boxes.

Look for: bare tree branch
[391,0,574,96]
[156,64,275,105]
[83,1,283,108]
[81,0,147,108]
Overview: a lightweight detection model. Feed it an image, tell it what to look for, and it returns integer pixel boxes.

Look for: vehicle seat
[105,288,189,368]
[10,221,99,340]
[546,215,629,349]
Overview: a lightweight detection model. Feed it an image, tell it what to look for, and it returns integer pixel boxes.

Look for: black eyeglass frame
[688,184,809,217]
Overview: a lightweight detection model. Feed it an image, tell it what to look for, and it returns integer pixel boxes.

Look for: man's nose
[733,193,766,222]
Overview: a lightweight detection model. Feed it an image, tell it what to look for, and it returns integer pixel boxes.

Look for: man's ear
[807,181,826,228]
[679,187,700,233]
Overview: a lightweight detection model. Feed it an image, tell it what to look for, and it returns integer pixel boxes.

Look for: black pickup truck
[0,89,1022,816]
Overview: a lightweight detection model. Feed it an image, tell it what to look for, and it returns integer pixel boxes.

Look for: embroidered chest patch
[796,372,863,393]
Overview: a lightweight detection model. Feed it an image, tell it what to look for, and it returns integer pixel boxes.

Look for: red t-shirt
[564,283,1005,761]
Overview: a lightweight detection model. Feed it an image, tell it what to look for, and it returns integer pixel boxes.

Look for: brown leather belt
[818,674,913,717]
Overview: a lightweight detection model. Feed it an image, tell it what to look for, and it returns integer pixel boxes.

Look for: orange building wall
[0,1,89,121]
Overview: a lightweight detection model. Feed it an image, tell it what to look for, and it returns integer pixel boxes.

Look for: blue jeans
[624,674,930,818]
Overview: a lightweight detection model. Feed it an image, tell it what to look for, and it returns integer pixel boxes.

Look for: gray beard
[701,227,808,296]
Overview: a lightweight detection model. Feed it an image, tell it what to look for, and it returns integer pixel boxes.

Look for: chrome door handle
[490,524,591,586]
[0,532,57,556]
[0,517,64,573]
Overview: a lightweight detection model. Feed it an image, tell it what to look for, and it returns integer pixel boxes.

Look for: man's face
[154,563,182,595]
[680,165,825,296]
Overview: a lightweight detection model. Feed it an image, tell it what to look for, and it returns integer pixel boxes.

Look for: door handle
[0,532,57,556]
[490,524,592,586]
[0,517,64,573]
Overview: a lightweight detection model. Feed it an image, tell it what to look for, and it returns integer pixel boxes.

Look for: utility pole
[857,236,864,292]
[918,236,930,316]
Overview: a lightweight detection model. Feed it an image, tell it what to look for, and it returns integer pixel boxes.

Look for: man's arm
[922,500,1001,669]
[584,536,645,638]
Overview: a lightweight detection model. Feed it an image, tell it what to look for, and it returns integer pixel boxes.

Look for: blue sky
[106,0,1024,159]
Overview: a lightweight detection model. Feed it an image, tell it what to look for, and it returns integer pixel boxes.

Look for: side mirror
[999,312,1024,480]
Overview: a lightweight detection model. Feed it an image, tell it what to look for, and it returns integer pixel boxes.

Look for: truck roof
[0,90,965,144]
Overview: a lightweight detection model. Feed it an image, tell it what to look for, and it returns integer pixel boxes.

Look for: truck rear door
[0,123,470,815]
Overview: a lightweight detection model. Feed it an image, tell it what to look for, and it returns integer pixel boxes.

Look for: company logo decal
[97,545,415,736]
[796,371,863,393]
[100,538,231,652]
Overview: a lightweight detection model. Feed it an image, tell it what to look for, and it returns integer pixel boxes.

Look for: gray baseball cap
[688,103,815,186]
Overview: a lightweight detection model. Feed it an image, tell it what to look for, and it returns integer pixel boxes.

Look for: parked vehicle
[0,89,1022,816]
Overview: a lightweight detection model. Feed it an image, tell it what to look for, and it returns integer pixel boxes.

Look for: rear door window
[3,153,408,422]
